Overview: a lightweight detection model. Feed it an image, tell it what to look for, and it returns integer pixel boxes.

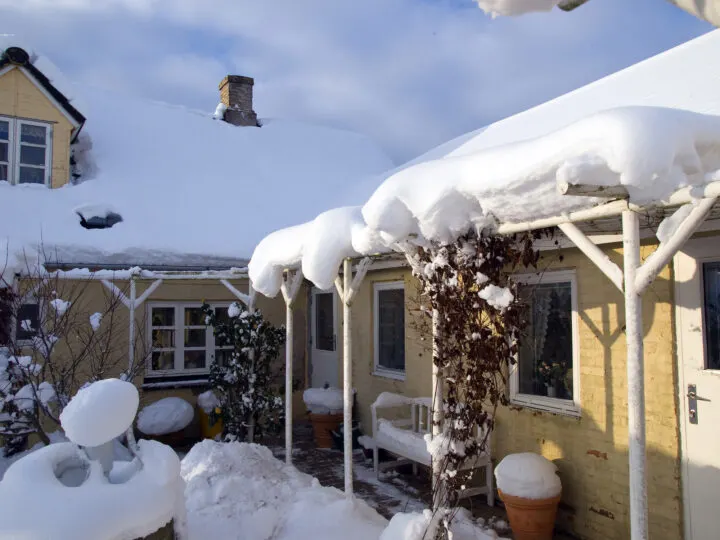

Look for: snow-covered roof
[249,30,720,297]
[0,44,393,272]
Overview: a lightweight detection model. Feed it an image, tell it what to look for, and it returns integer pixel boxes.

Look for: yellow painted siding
[0,66,74,188]
[348,242,682,540]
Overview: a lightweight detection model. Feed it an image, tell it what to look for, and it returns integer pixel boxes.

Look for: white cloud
[0,0,712,162]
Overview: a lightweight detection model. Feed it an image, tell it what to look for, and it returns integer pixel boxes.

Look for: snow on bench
[370,391,494,506]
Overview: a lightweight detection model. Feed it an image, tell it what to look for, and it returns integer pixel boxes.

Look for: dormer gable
[0,46,85,188]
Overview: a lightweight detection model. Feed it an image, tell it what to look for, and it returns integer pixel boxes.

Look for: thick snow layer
[373,392,416,409]
[138,397,195,436]
[0,43,393,270]
[380,508,502,540]
[196,390,220,414]
[656,204,695,244]
[250,206,385,296]
[181,440,386,540]
[60,379,139,447]
[303,387,344,414]
[495,453,562,499]
[0,439,184,540]
[474,0,558,17]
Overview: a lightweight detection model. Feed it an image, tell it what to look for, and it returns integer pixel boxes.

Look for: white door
[675,237,720,540]
[310,288,338,388]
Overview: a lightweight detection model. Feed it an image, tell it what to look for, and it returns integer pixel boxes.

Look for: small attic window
[75,205,123,230]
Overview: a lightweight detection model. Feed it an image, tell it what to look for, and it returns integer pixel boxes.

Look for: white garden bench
[370,391,495,506]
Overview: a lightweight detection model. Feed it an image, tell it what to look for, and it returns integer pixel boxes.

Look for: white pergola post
[554,183,718,540]
[280,269,303,464]
[333,257,371,498]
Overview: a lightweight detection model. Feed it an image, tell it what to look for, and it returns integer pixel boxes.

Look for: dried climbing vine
[403,229,540,538]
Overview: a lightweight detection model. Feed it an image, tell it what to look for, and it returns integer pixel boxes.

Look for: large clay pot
[499,489,561,540]
[309,412,343,448]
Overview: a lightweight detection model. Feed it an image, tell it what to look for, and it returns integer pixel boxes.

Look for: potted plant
[538,360,566,398]
[303,386,344,448]
[495,452,562,540]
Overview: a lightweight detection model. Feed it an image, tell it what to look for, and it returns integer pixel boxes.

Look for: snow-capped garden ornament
[401,229,540,538]
[60,378,139,448]
[495,453,562,540]
[138,397,195,445]
[0,379,187,540]
[202,302,285,442]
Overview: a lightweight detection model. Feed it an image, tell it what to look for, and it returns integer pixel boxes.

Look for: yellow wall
[0,66,75,188]
[16,276,304,442]
[347,243,682,540]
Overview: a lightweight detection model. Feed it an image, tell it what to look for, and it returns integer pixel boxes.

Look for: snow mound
[0,439,184,540]
[303,387,344,414]
[138,397,195,436]
[495,452,562,499]
[380,508,503,540]
[60,379,139,447]
[181,440,387,540]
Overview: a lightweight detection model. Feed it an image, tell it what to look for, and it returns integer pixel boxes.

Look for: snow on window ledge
[510,393,581,418]
[372,368,406,382]
[142,376,210,390]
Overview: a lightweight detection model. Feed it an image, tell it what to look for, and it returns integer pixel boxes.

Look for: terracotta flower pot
[309,412,343,448]
[499,489,561,540]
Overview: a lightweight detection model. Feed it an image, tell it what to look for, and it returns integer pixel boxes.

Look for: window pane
[0,289,12,345]
[151,351,174,371]
[184,328,205,347]
[0,121,8,141]
[703,262,720,369]
[18,166,45,185]
[518,282,573,399]
[16,304,40,341]
[184,350,206,370]
[315,293,334,351]
[151,307,174,327]
[184,307,204,326]
[0,163,7,182]
[20,145,45,166]
[20,124,46,145]
[0,141,8,162]
[214,349,233,367]
[377,288,405,371]
[152,329,174,348]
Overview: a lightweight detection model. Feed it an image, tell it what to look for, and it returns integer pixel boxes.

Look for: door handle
[687,390,711,402]
[688,384,711,425]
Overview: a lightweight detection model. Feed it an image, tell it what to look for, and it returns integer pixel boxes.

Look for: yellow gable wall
[346,242,681,540]
[0,66,75,188]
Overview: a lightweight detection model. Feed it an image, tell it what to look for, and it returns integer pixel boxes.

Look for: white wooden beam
[101,280,131,309]
[334,276,345,304]
[280,269,303,465]
[342,258,353,498]
[558,222,623,291]
[346,257,372,305]
[219,279,252,306]
[134,279,163,308]
[635,198,717,294]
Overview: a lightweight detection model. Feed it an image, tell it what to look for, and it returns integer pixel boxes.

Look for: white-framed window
[0,116,53,186]
[147,303,233,377]
[373,281,406,380]
[510,270,580,416]
[0,289,41,346]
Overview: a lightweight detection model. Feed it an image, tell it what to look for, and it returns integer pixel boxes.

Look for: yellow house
[248,30,720,540]
[0,44,391,435]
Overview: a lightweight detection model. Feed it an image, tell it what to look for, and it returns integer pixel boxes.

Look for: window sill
[143,374,210,390]
[510,394,581,418]
[373,369,406,382]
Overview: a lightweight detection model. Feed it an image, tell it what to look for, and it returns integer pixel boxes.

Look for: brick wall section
[219,75,258,127]
[348,241,682,540]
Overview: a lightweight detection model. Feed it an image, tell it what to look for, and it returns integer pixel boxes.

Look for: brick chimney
[218,75,258,127]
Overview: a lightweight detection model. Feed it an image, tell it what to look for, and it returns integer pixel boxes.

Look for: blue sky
[0,0,712,163]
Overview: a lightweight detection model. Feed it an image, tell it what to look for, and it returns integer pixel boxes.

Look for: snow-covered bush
[202,302,285,442]
[0,264,149,454]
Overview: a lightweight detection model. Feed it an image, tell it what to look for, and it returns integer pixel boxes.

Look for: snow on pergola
[249,106,720,537]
